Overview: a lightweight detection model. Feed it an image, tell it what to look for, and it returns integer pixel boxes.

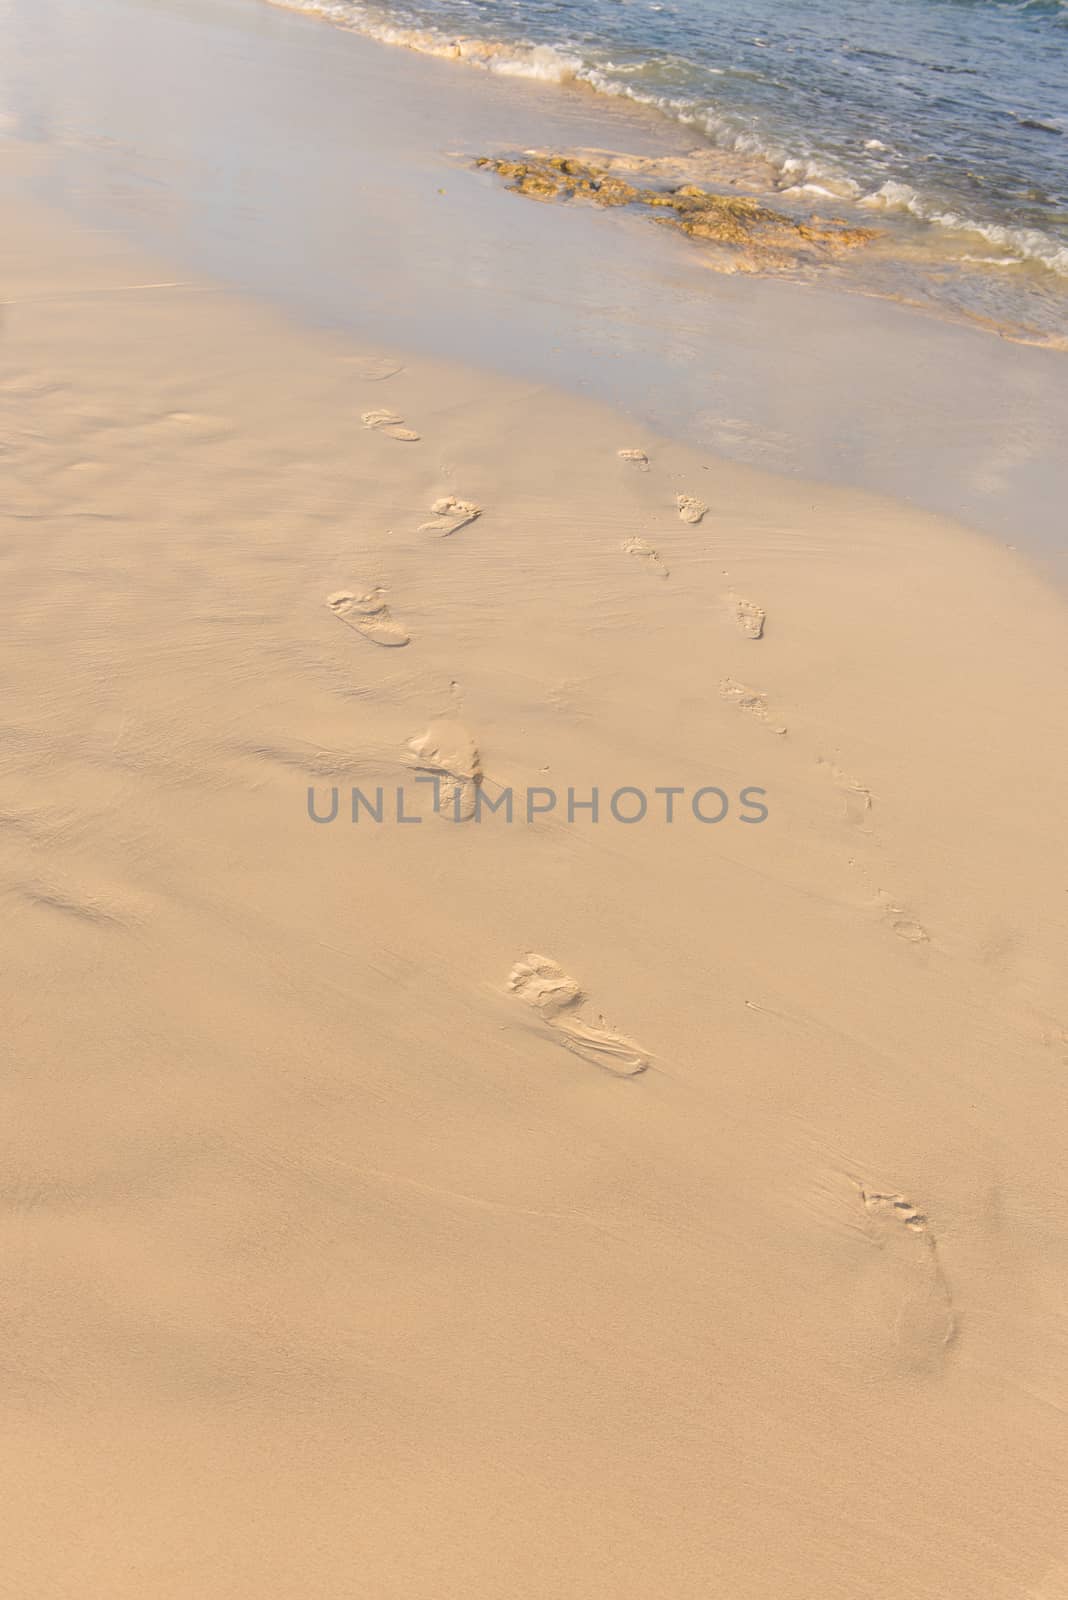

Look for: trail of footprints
[19,360,950,1371]
[325,418,926,953]
[325,494,479,649]
[305,394,954,1375]
[327,403,928,1094]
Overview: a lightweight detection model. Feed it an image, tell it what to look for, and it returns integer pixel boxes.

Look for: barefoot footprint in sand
[622,535,669,578]
[618,447,649,471]
[508,953,650,1076]
[878,892,928,943]
[326,589,410,647]
[361,409,420,442]
[819,760,872,827]
[418,495,482,537]
[726,593,765,639]
[407,719,482,820]
[861,1189,928,1232]
[855,1183,956,1371]
[720,677,786,734]
[676,493,707,525]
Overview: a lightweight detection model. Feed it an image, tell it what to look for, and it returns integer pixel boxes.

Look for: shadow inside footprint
[418,496,482,537]
[676,493,707,524]
[726,593,765,639]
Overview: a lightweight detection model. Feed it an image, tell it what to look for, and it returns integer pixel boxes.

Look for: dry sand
[2,199,1067,1598]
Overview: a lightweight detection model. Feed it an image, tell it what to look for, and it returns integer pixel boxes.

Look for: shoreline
[2,0,1066,576]
[4,187,1068,1597]
[259,0,1068,325]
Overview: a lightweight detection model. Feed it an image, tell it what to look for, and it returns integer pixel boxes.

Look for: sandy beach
[3,2,1068,1595]
[4,0,1068,565]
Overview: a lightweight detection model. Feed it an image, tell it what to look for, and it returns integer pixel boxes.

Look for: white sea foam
[264,0,1068,283]
[264,0,590,82]
[779,183,842,199]
[859,181,1068,277]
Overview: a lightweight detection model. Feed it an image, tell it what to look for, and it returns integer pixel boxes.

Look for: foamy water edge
[263,0,1068,284]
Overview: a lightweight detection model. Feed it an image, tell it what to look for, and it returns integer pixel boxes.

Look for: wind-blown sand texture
[3,201,1067,1600]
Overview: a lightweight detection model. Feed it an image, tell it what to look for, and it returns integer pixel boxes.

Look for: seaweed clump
[474,154,877,271]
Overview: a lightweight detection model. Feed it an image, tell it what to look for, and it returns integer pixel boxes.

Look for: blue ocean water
[2,0,1065,561]
[277,0,1068,328]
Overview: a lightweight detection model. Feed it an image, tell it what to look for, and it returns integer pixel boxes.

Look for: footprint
[351,356,404,382]
[842,783,872,828]
[726,593,765,639]
[887,909,928,944]
[854,1182,957,1373]
[622,535,669,578]
[361,409,420,442]
[821,761,872,827]
[554,1012,654,1074]
[676,493,707,525]
[860,1188,928,1233]
[508,953,650,1076]
[407,719,482,819]
[876,891,928,944]
[418,496,482,537]
[720,678,787,735]
[618,447,649,471]
[508,955,582,1017]
[326,589,410,648]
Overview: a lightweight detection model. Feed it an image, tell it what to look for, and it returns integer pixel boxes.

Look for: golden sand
[3,199,1067,1598]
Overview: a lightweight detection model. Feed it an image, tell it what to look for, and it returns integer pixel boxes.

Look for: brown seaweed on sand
[474,153,877,272]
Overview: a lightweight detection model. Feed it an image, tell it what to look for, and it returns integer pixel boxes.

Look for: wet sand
[3,185,1067,1599]
[2,0,1067,573]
